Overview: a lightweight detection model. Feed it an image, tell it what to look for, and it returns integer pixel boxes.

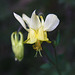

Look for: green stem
[43,50,56,66]
[52,43,62,75]
[43,46,62,75]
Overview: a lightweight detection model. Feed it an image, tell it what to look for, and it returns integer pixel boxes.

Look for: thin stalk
[52,43,62,75]
[17,26,22,33]
[43,50,56,66]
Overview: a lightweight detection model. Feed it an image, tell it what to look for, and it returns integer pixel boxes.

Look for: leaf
[40,63,52,69]
[54,30,60,46]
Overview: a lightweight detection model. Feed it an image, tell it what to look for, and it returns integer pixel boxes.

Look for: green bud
[11,32,24,61]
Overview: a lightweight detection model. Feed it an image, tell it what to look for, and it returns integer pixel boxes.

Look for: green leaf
[40,63,52,69]
[54,30,60,46]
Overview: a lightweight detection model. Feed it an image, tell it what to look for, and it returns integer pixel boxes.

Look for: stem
[43,50,56,66]
[17,26,22,33]
[52,43,62,75]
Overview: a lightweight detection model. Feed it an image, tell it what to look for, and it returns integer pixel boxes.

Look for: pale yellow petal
[37,27,44,40]
[40,16,44,26]
[38,27,49,41]
[24,28,37,44]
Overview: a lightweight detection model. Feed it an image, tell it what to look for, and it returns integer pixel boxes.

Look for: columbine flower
[13,10,59,57]
[11,32,24,61]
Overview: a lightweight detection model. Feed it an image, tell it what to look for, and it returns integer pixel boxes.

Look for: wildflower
[13,10,59,57]
[11,32,24,61]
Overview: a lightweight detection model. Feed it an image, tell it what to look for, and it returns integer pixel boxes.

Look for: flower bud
[11,32,24,61]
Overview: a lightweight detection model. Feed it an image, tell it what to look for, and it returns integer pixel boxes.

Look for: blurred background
[0,0,75,75]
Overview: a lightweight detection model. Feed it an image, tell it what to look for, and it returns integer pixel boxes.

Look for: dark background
[0,0,75,75]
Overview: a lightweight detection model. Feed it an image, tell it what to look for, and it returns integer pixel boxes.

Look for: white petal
[13,13,28,31]
[30,10,41,30]
[44,14,60,31]
[22,14,30,27]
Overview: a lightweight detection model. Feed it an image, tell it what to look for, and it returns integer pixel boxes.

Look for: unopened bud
[11,32,24,61]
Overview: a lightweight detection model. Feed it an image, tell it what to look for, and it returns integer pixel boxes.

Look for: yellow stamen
[32,40,43,57]
[32,40,42,51]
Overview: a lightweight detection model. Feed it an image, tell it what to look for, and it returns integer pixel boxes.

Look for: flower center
[32,40,42,57]
[32,40,42,51]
